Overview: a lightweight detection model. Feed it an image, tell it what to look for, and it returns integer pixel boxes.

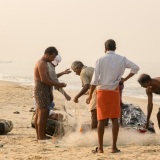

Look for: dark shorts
[34,81,53,109]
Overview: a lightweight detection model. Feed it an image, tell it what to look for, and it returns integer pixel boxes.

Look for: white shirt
[91,51,139,90]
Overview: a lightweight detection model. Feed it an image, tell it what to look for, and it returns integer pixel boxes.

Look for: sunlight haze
[0,0,160,74]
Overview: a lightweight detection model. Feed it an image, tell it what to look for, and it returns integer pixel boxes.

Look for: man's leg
[37,108,49,140]
[104,118,109,126]
[111,118,119,152]
[97,119,105,153]
[34,110,39,140]
[119,84,124,126]
[91,109,98,129]
[157,109,160,129]
[120,106,123,125]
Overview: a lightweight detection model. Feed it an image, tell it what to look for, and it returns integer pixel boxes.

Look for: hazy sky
[0,0,160,72]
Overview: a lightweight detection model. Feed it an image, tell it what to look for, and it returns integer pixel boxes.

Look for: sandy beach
[0,81,160,160]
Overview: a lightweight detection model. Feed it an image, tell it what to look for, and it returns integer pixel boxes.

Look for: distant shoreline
[0,60,12,63]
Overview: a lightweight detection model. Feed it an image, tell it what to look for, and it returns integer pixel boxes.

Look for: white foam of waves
[59,75,81,90]
[0,73,34,85]
[123,86,146,98]
[59,127,160,147]
[124,88,160,105]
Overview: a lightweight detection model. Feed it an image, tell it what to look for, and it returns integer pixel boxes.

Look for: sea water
[0,61,160,105]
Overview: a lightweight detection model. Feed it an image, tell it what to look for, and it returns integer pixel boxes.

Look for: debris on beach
[13,111,20,114]
[0,144,3,148]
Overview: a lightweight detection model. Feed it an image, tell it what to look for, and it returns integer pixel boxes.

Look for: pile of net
[121,103,155,133]
[31,102,156,138]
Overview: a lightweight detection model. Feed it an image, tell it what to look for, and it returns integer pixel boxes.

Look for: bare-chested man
[138,74,160,129]
[34,46,66,140]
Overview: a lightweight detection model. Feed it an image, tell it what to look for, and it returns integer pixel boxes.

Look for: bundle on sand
[31,112,64,137]
[0,119,13,135]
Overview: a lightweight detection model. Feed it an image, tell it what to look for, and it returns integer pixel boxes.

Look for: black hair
[44,46,58,55]
[105,39,116,51]
[138,74,151,84]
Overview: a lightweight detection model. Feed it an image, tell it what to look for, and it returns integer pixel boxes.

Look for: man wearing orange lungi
[86,39,139,153]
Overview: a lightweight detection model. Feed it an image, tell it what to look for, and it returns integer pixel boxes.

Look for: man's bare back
[150,78,160,94]
[138,74,160,130]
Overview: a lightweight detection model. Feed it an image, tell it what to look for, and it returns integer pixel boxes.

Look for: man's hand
[119,78,124,84]
[73,96,78,103]
[58,83,67,88]
[63,68,72,74]
[86,95,92,104]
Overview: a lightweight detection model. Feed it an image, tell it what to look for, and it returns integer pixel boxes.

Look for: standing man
[86,39,139,153]
[34,46,66,140]
[138,74,160,129]
[71,61,97,129]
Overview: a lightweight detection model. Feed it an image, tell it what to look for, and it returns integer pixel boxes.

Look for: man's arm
[125,57,140,74]
[57,68,71,78]
[38,61,66,88]
[57,88,71,101]
[146,87,153,129]
[121,58,140,83]
[121,73,135,83]
[86,85,96,104]
[85,59,99,104]
[73,84,90,103]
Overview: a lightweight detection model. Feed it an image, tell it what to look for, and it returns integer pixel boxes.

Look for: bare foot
[92,147,104,153]
[52,136,58,143]
[111,148,121,153]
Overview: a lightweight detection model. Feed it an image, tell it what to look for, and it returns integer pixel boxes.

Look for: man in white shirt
[86,39,139,153]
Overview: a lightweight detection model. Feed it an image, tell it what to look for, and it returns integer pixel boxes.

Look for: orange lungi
[96,88,120,120]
